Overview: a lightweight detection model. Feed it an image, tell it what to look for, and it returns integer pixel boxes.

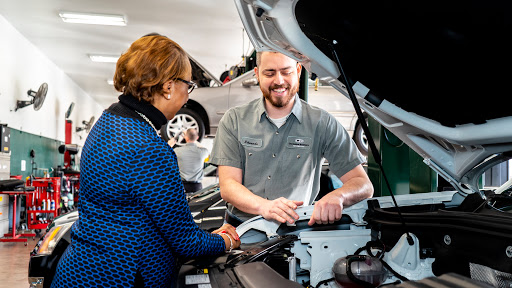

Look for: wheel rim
[167,114,200,146]
[356,121,368,154]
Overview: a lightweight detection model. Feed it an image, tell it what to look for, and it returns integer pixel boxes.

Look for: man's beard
[262,83,299,108]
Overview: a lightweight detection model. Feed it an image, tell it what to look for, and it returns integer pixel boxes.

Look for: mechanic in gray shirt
[171,128,210,193]
[209,51,374,226]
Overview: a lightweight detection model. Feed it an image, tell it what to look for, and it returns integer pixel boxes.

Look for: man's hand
[168,138,177,147]
[260,197,303,224]
[308,192,343,226]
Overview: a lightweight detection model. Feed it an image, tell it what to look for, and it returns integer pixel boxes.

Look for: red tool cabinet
[25,177,61,230]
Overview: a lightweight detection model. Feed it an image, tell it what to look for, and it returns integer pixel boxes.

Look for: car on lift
[162,52,369,156]
[29,0,512,287]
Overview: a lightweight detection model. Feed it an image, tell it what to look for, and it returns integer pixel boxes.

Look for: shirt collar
[118,94,168,129]
[258,94,303,124]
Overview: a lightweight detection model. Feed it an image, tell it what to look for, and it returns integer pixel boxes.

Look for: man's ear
[254,66,259,81]
[296,63,302,79]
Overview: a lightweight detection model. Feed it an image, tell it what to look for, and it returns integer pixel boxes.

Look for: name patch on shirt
[286,136,312,149]
[241,137,262,148]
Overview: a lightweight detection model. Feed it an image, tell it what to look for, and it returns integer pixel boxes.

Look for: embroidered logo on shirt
[287,136,312,148]
[241,137,263,148]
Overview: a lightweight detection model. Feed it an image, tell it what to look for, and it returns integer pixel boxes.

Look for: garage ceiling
[0,0,252,107]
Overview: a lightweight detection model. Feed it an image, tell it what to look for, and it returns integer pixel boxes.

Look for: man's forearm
[331,176,374,206]
[218,168,267,216]
[219,165,305,223]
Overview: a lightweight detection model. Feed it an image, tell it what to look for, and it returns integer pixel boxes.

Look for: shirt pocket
[241,138,265,188]
[280,146,314,187]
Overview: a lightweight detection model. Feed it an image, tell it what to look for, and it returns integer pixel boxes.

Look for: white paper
[185,274,210,285]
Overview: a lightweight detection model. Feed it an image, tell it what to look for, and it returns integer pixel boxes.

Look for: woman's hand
[213,223,241,251]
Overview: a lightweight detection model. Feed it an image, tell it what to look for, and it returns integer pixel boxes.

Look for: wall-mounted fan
[76,116,95,133]
[15,82,48,111]
[65,102,75,119]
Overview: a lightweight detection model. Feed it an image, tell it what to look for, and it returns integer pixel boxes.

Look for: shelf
[27,223,48,230]
[27,210,58,213]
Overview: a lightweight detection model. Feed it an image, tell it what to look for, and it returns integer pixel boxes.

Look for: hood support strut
[328,41,414,246]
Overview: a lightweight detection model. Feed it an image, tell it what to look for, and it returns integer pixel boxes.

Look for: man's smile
[270,85,288,96]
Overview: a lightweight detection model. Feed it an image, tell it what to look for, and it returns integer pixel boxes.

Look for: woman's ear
[164,80,174,99]
[164,80,174,92]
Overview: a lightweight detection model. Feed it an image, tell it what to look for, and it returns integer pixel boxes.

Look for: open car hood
[188,53,222,88]
[235,0,512,196]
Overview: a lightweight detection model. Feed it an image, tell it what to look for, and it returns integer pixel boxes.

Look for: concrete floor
[0,234,39,288]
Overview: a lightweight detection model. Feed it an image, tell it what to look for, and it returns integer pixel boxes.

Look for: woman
[51,35,240,288]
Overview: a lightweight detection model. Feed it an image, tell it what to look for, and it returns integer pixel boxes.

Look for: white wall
[0,15,104,146]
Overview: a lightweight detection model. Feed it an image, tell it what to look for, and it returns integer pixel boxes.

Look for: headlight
[28,277,44,288]
[36,223,73,255]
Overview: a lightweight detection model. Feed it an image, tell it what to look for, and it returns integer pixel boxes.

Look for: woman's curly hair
[113,35,191,103]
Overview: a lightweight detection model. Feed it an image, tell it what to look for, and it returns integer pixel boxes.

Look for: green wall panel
[367,117,438,196]
[9,129,63,179]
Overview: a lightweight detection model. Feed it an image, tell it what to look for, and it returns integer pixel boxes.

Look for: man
[209,51,373,226]
[171,128,210,193]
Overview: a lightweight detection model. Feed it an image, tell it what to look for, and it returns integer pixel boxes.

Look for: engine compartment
[178,191,512,287]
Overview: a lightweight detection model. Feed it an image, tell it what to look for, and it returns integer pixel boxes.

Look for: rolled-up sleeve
[322,113,366,178]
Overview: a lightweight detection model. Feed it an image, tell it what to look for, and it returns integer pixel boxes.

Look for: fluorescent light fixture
[89,54,119,63]
[59,11,126,26]
[107,79,114,85]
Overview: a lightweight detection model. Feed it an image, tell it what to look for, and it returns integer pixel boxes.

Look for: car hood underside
[234,0,512,196]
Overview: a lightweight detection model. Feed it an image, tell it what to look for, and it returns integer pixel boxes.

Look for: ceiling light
[107,79,114,85]
[89,54,119,63]
[59,11,127,26]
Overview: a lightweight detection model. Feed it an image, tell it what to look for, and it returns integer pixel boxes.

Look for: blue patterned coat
[51,100,225,288]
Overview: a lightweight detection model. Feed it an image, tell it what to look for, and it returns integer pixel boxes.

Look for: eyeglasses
[177,78,198,94]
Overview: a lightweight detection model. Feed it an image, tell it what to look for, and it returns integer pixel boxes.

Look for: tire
[162,108,205,147]
[219,70,229,83]
[353,114,368,157]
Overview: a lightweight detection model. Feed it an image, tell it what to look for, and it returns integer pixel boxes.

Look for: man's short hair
[185,128,199,141]
[256,51,263,67]
[255,51,298,68]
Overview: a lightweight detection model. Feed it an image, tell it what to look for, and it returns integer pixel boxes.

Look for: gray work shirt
[209,95,365,221]
[174,143,210,183]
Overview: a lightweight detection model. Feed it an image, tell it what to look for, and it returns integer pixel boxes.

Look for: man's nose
[274,72,285,84]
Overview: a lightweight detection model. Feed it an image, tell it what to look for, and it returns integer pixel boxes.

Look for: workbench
[0,189,36,245]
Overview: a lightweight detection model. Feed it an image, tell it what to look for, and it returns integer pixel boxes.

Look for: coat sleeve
[130,140,225,258]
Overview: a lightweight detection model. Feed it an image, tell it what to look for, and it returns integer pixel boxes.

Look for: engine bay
[179,190,512,287]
